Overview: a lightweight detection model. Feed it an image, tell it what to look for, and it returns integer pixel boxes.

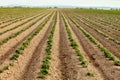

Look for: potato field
[0,8,120,80]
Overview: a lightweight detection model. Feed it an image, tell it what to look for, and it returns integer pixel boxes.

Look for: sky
[0,0,120,8]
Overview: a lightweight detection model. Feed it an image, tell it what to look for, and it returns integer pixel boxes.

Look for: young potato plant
[87,71,94,77]
[0,66,9,74]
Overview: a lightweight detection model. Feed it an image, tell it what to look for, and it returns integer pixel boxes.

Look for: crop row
[0,12,50,46]
[74,16,120,45]
[68,16,120,66]
[62,15,96,77]
[84,17,120,38]
[10,13,53,60]
[93,16,120,31]
[0,12,53,74]
[0,16,27,29]
[0,16,24,25]
[0,12,48,35]
[82,15,120,31]
[92,17,120,31]
[62,15,88,67]
[0,11,49,29]
[0,15,24,23]
[0,8,45,24]
[39,13,57,78]
[73,12,120,32]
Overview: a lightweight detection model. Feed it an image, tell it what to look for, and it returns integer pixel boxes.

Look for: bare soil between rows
[67,15,120,80]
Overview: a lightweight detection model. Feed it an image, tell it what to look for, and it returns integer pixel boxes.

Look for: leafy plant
[0,70,3,74]
[3,66,9,70]
[87,71,94,77]
[39,69,49,78]
[114,60,120,66]
[9,63,14,66]
[10,54,19,60]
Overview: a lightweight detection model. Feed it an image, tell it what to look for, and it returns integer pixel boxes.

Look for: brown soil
[0,12,52,65]
[22,13,55,80]
[73,14,120,41]
[66,14,120,80]
[72,16,120,59]
[0,9,119,80]
[59,14,98,80]
[0,14,38,32]
[65,15,104,80]
[0,16,25,28]
[44,13,62,80]
[0,16,27,26]
[0,12,55,80]
[0,10,48,31]
[0,12,49,41]
[59,13,78,80]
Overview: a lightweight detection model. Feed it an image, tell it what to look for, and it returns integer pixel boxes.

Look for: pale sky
[0,0,120,8]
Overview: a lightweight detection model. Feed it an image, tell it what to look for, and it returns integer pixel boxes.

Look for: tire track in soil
[21,12,56,80]
[59,14,83,80]
[67,15,120,80]
[0,12,52,65]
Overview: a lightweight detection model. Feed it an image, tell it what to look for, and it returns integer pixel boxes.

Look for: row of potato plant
[74,16,120,45]
[62,15,88,67]
[39,13,57,78]
[62,15,96,77]
[0,16,26,29]
[0,10,45,29]
[10,13,53,60]
[68,16,120,66]
[0,13,50,46]
[0,13,53,75]
[0,12,48,35]
[89,16,120,31]
[0,16,23,24]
